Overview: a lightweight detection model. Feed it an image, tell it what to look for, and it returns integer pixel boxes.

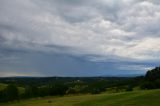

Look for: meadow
[2,89,160,106]
[0,83,7,91]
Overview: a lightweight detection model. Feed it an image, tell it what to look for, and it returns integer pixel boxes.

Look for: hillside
[2,89,160,106]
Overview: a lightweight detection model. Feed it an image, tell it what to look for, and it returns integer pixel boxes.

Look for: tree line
[0,83,68,103]
[0,79,133,103]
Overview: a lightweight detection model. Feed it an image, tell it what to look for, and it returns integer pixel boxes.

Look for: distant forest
[0,66,160,103]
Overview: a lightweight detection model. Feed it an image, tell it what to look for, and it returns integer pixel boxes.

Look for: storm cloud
[0,0,160,76]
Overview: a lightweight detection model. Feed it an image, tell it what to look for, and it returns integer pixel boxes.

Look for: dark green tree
[1,84,19,102]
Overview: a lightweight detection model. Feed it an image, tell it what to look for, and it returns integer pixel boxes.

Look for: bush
[126,85,133,91]
[141,82,157,89]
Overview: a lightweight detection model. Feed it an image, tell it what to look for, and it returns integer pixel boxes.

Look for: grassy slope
[2,89,160,106]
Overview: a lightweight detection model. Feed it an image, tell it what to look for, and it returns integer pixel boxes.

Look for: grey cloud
[1,0,160,60]
[0,0,160,76]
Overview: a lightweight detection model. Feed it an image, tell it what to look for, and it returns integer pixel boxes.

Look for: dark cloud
[0,0,160,76]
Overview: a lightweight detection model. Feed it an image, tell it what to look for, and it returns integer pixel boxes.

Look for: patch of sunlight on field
[2,89,160,106]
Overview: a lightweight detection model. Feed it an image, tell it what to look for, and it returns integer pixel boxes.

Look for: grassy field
[2,89,160,106]
[0,83,24,94]
[0,83,7,91]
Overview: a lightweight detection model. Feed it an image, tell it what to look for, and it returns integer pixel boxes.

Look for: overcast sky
[0,0,160,77]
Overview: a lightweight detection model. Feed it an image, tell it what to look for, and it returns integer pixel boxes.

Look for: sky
[0,0,160,77]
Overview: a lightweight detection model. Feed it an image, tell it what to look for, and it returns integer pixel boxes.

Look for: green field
[1,89,160,106]
[0,83,7,91]
[0,83,24,94]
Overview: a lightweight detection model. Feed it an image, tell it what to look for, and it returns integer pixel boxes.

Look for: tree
[1,84,19,102]
[145,67,160,81]
[24,85,39,98]
[126,85,133,91]
[141,66,160,90]
[49,84,68,96]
